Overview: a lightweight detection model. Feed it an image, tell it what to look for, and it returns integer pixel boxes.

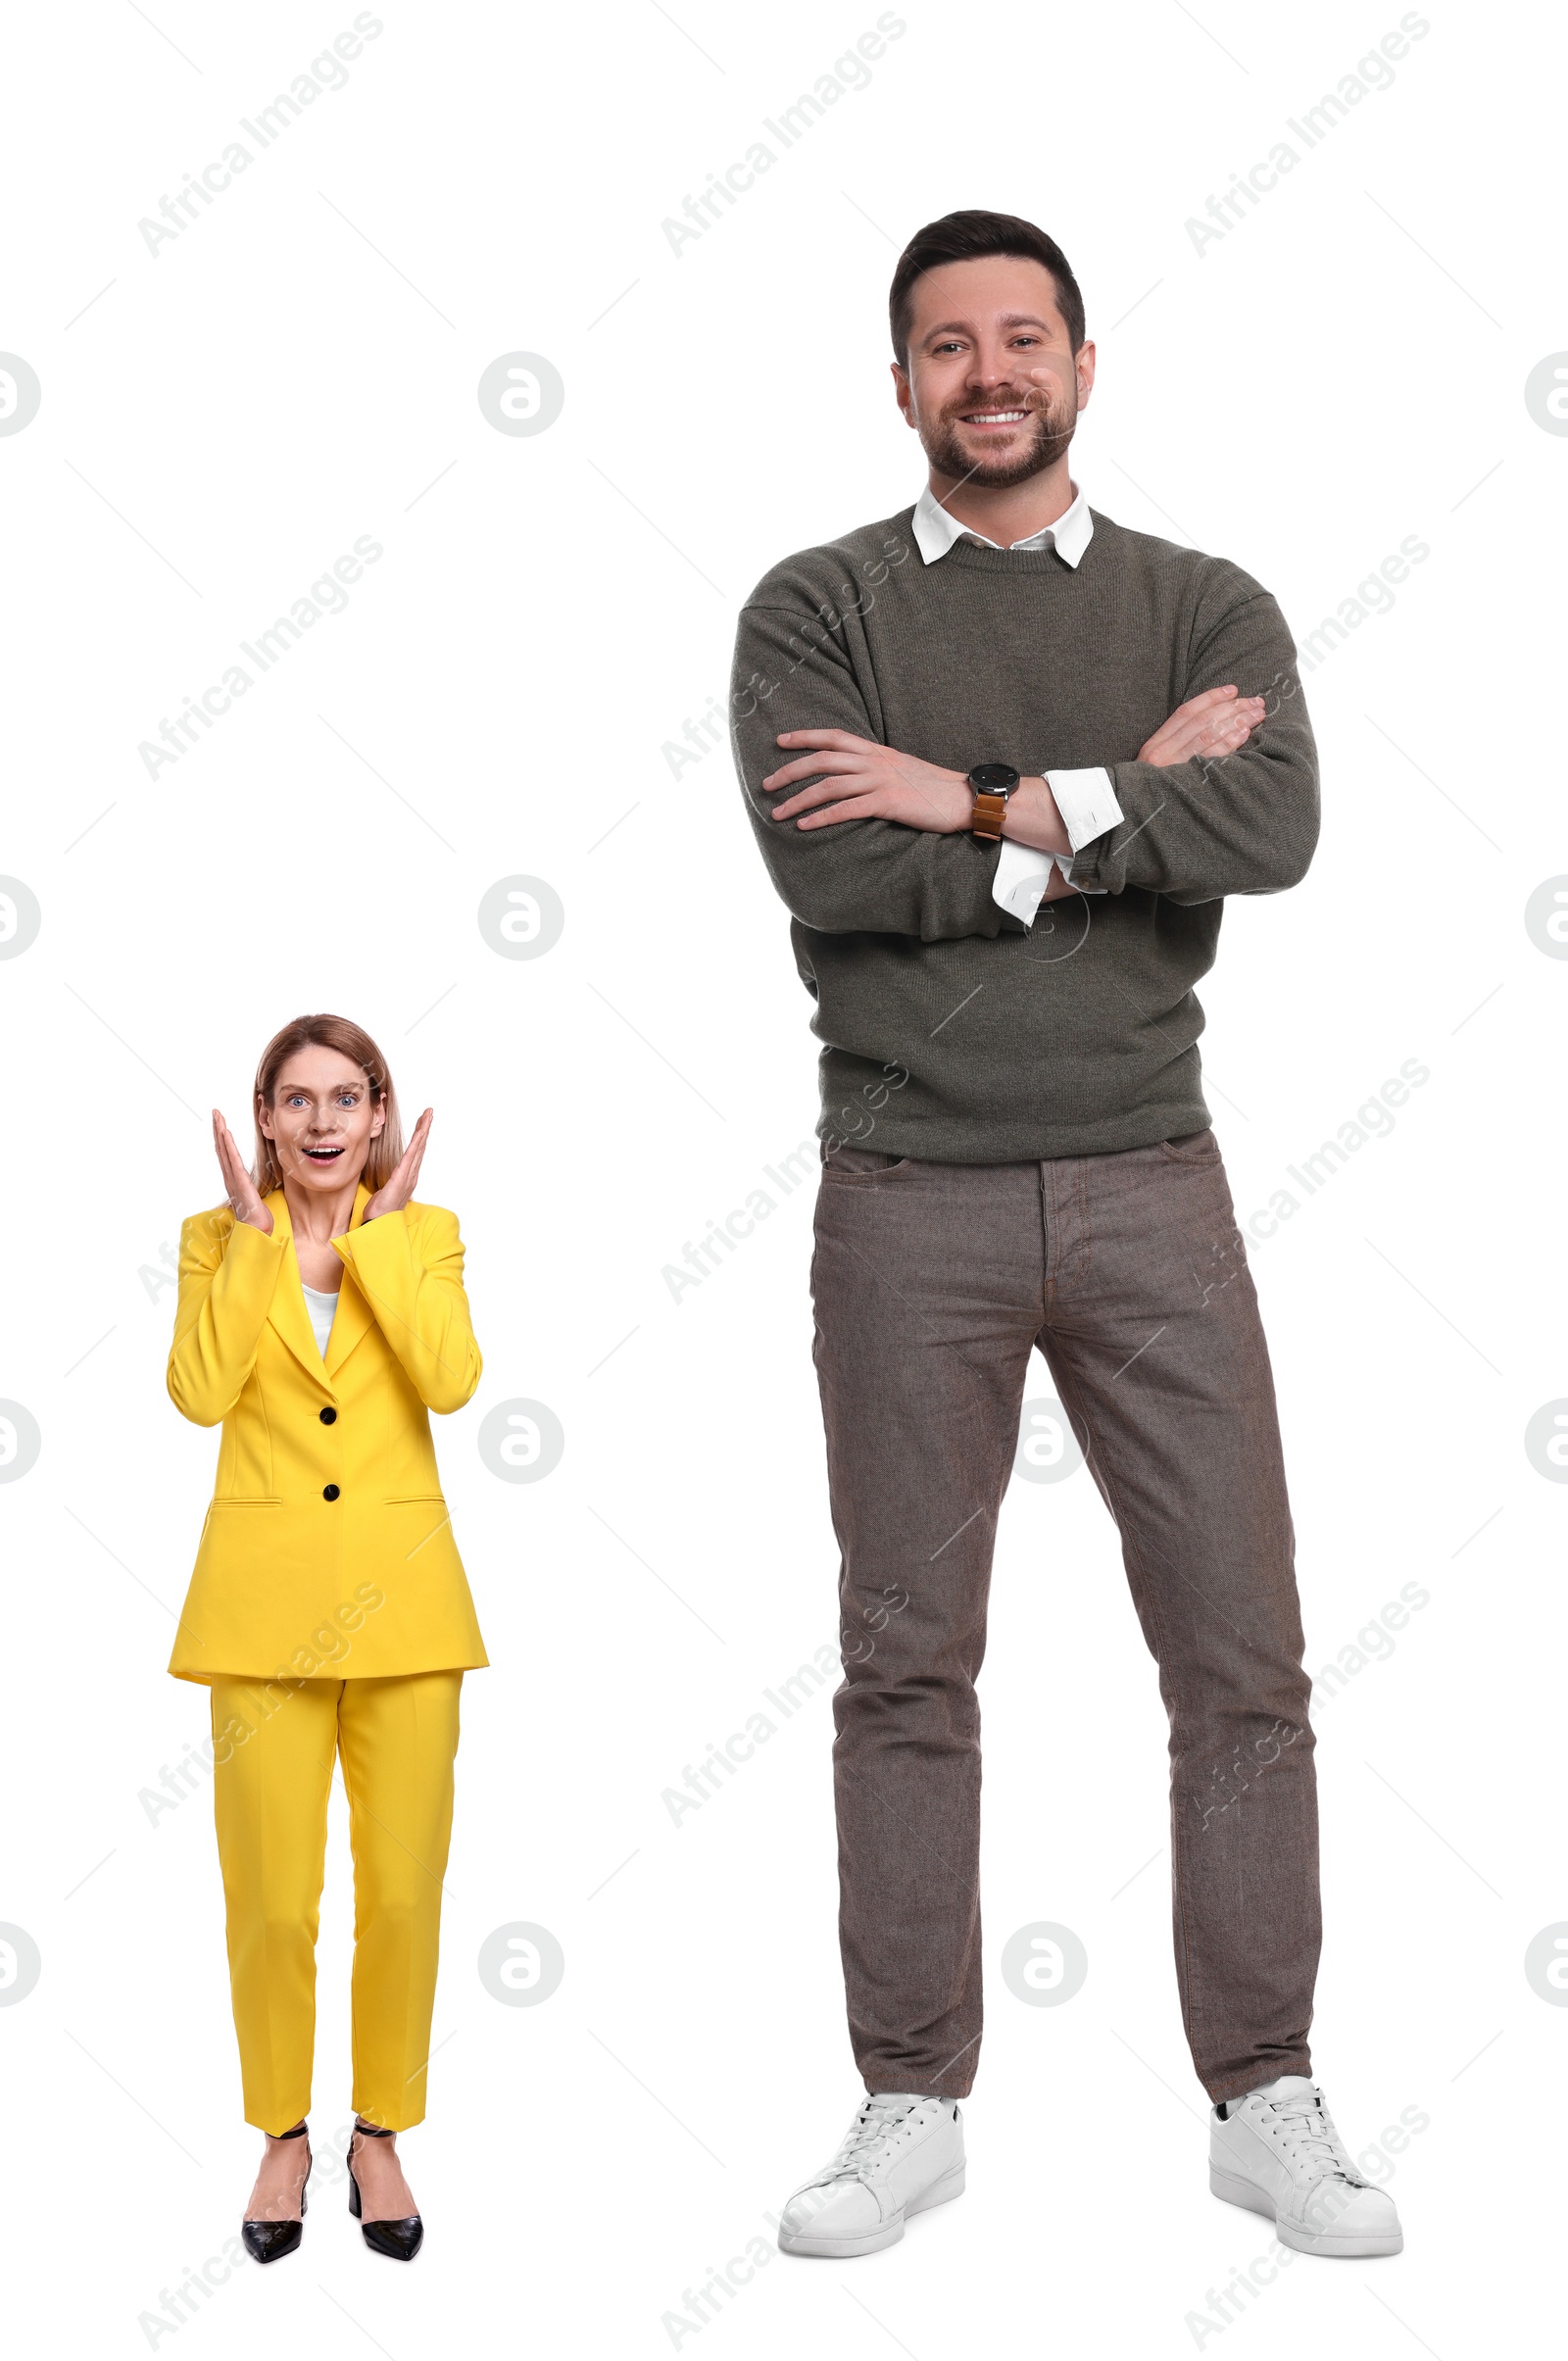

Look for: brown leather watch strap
[970,791,1009,843]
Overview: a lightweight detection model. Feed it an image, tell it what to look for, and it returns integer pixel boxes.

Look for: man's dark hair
[889,210,1085,365]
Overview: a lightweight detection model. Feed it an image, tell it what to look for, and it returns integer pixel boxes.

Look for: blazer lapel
[262,1184,376,1390]
[323,1182,376,1379]
[263,1191,331,1387]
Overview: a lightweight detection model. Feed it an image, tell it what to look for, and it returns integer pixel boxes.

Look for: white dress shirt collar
[911,477,1094,568]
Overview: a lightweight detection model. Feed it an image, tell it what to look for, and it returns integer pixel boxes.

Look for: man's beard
[921,393,1075,491]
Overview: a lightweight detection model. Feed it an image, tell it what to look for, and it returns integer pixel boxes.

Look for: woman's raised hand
[362,1108,432,1223]
[213,1110,273,1234]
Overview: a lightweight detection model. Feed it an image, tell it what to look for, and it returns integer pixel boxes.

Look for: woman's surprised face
[260,1047,384,1198]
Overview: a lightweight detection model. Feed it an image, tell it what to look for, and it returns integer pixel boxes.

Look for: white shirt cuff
[990,767,1123,921]
[993,837,1058,923]
[1048,765,1123,851]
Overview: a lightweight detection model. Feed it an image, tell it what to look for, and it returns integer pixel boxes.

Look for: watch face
[969,762,1020,794]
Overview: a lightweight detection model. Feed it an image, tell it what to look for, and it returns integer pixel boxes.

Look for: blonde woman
[168,1013,487,2262]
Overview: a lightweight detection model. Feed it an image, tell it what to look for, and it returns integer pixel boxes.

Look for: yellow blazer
[167,1182,488,1686]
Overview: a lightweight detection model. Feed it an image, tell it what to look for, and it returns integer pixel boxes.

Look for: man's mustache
[939,389,1063,422]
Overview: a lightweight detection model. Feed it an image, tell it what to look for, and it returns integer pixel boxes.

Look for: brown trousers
[810,1134,1319,2105]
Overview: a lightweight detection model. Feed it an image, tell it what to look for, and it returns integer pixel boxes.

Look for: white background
[1,2,1564,2355]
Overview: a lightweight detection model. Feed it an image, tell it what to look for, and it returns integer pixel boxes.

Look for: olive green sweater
[731,505,1318,1162]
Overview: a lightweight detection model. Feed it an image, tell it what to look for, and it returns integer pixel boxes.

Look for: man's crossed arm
[730,582,1318,940]
[763,687,1266,909]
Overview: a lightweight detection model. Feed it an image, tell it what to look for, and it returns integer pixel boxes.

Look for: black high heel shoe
[347,2120,423,2261]
[242,2120,312,2264]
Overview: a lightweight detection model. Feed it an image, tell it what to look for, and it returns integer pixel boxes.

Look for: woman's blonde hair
[250,1013,404,1198]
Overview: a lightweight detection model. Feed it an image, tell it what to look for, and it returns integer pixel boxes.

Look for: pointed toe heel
[348,2120,424,2261]
[242,2120,311,2265]
[361,2213,424,2261]
[241,2217,304,2265]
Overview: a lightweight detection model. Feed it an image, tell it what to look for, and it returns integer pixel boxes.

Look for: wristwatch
[967,762,1020,843]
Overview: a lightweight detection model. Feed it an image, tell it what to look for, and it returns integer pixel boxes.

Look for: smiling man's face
[894,253,1095,492]
[259,1044,384,1196]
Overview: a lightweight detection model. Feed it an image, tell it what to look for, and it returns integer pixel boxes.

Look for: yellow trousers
[209,1670,462,2135]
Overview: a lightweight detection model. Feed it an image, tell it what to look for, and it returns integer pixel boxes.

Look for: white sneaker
[1209,2075,1403,2256]
[778,2092,965,2257]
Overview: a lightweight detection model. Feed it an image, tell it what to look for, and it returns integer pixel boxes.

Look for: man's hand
[764,730,970,834]
[764,685,1265,843]
[1138,685,1264,766]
